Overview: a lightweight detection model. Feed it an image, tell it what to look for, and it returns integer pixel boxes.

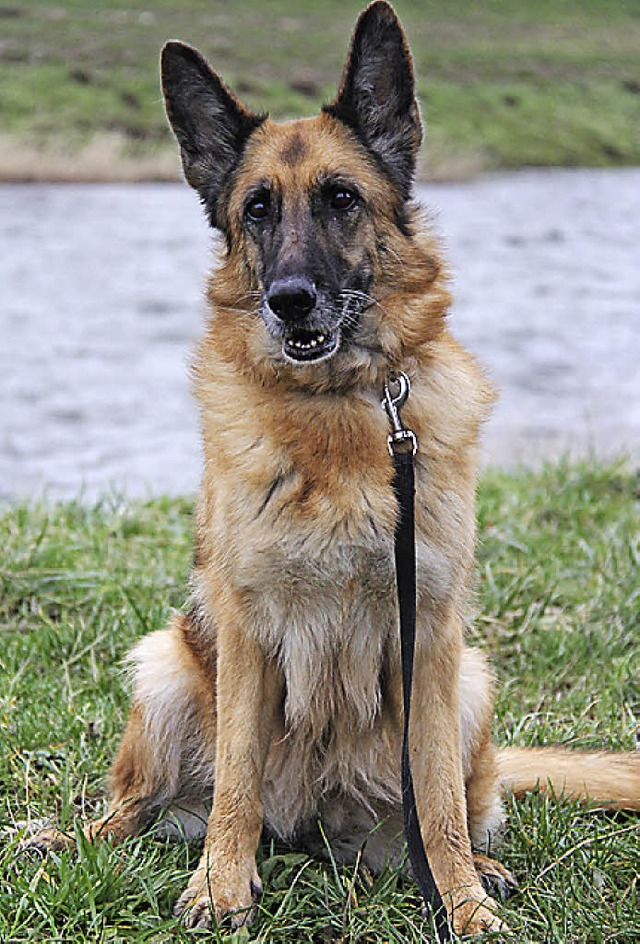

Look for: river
[1,168,638,501]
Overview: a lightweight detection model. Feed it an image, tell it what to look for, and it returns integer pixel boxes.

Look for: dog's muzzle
[265,276,340,364]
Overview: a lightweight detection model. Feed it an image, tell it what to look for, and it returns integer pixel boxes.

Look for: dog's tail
[496,747,640,811]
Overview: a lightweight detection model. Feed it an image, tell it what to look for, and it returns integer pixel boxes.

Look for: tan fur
[498,747,640,811]
[29,3,639,938]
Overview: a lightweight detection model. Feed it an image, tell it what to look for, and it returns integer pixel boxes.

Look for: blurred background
[1,0,639,500]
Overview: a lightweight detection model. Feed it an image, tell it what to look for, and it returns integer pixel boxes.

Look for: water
[1,169,638,502]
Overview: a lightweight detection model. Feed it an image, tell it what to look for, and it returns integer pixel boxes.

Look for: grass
[1,0,640,179]
[0,462,638,942]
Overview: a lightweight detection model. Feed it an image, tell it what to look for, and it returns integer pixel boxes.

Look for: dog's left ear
[324,1,422,199]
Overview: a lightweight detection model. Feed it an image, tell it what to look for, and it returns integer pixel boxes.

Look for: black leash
[383,373,452,943]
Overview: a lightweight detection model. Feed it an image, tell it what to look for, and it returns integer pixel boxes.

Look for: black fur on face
[242,173,376,365]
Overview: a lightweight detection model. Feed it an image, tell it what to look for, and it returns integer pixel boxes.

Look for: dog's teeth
[286,331,334,358]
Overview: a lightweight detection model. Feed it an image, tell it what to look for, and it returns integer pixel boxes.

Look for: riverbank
[0,132,487,184]
[2,0,639,182]
[1,462,638,941]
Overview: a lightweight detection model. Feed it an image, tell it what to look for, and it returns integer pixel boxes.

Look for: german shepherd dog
[32,1,640,936]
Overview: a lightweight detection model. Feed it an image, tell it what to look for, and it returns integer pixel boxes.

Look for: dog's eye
[245,195,270,221]
[328,187,357,211]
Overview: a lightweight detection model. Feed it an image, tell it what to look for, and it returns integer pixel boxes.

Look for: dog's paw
[474,854,519,902]
[18,824,74,856]
[452,893,510,938]
[174,865,261,930]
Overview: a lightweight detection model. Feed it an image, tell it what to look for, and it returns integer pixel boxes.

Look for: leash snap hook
[382,372,417,457]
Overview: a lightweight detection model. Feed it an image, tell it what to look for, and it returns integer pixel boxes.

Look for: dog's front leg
[175,615,280,930]
[406,624,507,937]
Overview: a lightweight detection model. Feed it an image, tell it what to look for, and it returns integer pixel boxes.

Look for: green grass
[1,462,638,942]
[1,0,640,177]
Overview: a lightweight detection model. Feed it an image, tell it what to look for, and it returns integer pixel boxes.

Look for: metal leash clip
[382,372,418,457]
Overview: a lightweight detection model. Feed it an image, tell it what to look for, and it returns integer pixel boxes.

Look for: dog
[31,1,640,936]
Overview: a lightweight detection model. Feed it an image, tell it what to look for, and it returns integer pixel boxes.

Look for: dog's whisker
[222,306,262,317]
[339,313,363,332]
[339,290,386,316]
[380,244,404,266]
[229,291,263,307]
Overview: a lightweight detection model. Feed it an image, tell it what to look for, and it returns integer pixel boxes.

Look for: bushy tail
[496,747,640,811]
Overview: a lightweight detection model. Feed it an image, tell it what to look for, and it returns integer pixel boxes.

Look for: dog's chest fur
[228,420,399,729]
[246,518,398,731]
[251,522,405,834]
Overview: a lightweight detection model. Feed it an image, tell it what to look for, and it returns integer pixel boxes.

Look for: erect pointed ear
[323,1,422,199]
[161,41,265,225]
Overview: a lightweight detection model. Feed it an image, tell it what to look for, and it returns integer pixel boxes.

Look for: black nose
[266,277,317,323]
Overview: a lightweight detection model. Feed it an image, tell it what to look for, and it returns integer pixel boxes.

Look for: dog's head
[161,1,445,384]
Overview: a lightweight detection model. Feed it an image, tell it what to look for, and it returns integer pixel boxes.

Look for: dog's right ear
[161,42,264,225]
